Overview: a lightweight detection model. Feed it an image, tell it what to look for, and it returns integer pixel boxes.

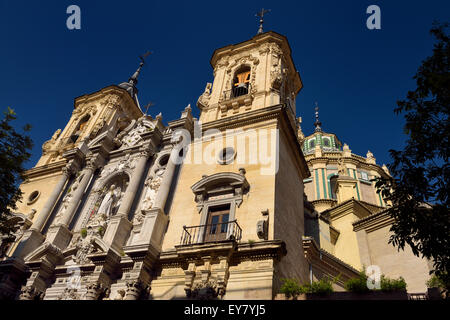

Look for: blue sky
[0,0,448,169]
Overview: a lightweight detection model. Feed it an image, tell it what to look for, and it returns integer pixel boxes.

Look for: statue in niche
[133,169,164,225]
[53,192,73,225]
[141,169,164,211]
[98,184,122,218]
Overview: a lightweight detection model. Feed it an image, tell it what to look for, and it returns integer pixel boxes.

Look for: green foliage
[303,277,334,295]
[248,239,255,245]
[80,228,87,238]
[379,275,407,292]
[427,274,443,288]
[98,226,105,236]
[426,272,450,296]
[345,270,370,293]
[0,107,33,237]
[280,278,303,299]
[374,22,450,281]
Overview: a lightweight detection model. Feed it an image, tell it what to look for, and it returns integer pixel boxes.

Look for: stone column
[124,280,143,300]
[45,157,100,249]
[85,283,104,300]
[153,148,178,211]
[116,148,152,217]
[59,159,98,227]
[31,164,73,232]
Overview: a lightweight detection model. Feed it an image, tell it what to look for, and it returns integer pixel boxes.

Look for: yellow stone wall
[162,120,278,250]
[273,127,310,293]
[331,213,362,270]
[365,226,431,292]
[15,170,64,222]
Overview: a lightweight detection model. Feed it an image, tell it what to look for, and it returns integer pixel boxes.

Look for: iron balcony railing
[223,84,251,101]
[180,220,242,246]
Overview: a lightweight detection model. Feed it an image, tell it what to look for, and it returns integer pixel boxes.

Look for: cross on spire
[256,8,271,34]
[314,102,322,132]
[143,102,155,116]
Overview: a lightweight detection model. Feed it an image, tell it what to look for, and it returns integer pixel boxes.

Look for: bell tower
[197,31,303,123]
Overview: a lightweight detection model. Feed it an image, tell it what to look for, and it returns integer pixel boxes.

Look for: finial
[314,102,322,132]
[256,8,271,34]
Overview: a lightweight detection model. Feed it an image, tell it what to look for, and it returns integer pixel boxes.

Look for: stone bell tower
[197,31,303,123]
[153,30,311,300]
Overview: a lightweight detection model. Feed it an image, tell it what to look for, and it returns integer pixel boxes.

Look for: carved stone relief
[120,117,155,149]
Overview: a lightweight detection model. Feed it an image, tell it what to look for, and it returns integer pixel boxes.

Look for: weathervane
[314,102,322,132]
[139,51,153,65]
[256,8,271,34]
[128,51,153,86]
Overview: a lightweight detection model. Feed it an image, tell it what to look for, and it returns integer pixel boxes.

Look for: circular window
[217,147,236,165]
[27,191,40,205]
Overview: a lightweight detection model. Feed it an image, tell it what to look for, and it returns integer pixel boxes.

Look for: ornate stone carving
[85,282,104,300]
[120,117,154,149]
[71,228,100,264]
[124,280,143,300]
[42,129,62,156]
[337,157,347,176]
[197,82,212,109]
[114,289,126,300]
[186,280,220,300]
[19,285,43,300]
[58,288,80,300]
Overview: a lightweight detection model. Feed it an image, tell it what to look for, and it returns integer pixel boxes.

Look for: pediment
[191,172,249,196]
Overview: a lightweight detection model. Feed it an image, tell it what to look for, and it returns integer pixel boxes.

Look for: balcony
[220,84,253,115]
[223,84,251,101]
[180,220,242,246]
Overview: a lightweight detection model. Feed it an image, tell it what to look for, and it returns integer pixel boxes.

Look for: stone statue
[98,184,119,217]
[337,157,347,176]
[51,129,61,141]
[141,175,162,211]
[204,83,212,95]
[54,192,73,225]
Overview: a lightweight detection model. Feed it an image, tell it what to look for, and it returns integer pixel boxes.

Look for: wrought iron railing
[180,220,242,245]
[223,84,251,101]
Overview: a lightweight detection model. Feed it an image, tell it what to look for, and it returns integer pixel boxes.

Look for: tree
[375,22,449,292]
[0,107,33,238]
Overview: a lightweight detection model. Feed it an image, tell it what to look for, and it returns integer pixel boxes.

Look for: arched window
[309,140,315,149]
[232,66,251,98]
[323,138,330,147]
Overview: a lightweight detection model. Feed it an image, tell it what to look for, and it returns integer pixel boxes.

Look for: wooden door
[204,205,230,242]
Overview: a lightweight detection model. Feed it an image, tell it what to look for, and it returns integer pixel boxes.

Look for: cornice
[352,209,393,233]
[322,199,373,221]
[304,152,390,178]
[24,160,67,180]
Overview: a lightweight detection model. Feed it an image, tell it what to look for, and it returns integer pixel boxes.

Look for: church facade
[0,30,431,300]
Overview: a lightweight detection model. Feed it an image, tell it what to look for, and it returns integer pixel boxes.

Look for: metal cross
[256,8,271,34]
[143,102,155,115]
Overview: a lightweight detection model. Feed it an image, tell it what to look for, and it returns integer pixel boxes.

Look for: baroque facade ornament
[120,118,154,149]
